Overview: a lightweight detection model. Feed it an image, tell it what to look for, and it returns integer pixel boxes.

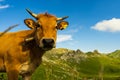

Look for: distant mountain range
[108,50,120,58]
[31,48,120,80]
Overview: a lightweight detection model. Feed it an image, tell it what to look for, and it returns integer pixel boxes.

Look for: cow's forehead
[37,13,57,20]
[37,14,57,26]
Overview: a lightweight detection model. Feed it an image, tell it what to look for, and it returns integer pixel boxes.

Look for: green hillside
[108,50,120,58]
[31,48,120,80]
[1,48,120,80]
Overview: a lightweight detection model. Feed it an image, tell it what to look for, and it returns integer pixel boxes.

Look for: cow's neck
[23,39,45,57]
[31,40,45,57]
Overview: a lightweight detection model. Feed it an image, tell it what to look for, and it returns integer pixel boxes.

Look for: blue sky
[0,0,120,53]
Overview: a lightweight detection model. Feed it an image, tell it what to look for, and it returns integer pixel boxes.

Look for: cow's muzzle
[41,38,55,50]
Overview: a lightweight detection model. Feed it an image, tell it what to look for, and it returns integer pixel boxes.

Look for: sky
[0,0,120,53]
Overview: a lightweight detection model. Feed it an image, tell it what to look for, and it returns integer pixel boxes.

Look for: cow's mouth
[42,45,54,50]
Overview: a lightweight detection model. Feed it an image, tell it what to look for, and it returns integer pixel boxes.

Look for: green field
[1,48,120,80]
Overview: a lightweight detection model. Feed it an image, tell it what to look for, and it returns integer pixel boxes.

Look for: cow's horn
[26,9,37,18]
[25,37,34,42]
[57,16,69,21]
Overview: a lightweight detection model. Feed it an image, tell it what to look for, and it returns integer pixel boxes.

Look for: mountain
[108,50,120,58]
[32,48,120,80]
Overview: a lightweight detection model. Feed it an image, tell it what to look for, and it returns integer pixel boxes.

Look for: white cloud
[57,35,72,43]
[91,18,120,32]
[0,0,10,9]
[0,4,9,9]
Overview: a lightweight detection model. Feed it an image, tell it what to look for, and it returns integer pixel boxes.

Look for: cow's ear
[57,21,69,30]
[24,19,36,29]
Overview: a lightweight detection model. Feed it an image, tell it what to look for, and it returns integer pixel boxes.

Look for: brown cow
[0,9,69,80]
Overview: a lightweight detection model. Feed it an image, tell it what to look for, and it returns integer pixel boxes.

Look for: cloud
[0,0,10,9]
[0,4,9,9]
[57,35,72,43]
[91,18,120,32]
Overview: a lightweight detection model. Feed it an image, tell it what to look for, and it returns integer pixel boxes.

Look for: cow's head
[24,9,69,50]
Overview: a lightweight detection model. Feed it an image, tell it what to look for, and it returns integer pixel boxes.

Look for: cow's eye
[36,23,41,28]
[56,26,59,30]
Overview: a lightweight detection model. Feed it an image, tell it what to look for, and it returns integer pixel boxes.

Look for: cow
[0,9,69,80]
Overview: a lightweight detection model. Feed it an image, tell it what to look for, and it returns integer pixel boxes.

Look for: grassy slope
[31,48,120,80]
[108,50,120,58]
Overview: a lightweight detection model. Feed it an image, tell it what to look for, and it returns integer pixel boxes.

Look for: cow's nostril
[42,39,54,45]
